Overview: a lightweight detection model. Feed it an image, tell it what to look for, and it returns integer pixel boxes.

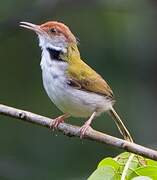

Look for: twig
[0,104,157,161]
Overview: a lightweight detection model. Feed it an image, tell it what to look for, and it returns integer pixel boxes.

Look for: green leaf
[132,166,157,179]
[115,152,140,178]
[131,176,153,180]
[115,152,140,168]
[146,159,157,167]
[88,166,120,180]
[98,157,120,171]
[88,152,157,180]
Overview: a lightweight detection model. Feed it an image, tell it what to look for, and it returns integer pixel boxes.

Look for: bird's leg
[79,111,96,138]
[50,113,70,129]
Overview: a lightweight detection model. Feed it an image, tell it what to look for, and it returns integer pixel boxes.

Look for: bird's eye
[50,28,57,33]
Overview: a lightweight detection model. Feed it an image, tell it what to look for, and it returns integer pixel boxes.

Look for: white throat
[38,34,68,90]
[38,34,67,53]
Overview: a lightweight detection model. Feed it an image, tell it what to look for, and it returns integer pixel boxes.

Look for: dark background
[1,0,157,179]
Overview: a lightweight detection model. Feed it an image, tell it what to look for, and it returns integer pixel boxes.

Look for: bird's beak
[20,22,44,35]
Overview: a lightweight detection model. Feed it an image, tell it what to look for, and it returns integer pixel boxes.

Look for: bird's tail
[109,106,133,142]
[109,107,135,179]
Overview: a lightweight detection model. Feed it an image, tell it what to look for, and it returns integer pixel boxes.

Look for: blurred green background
[1,0,157,179]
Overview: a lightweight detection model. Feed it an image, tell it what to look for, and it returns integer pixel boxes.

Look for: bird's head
[20,21,77,53]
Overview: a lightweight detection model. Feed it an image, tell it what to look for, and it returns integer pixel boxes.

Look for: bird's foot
[79,112,96,138]
[50,114,69,130]
[79,122,91,139]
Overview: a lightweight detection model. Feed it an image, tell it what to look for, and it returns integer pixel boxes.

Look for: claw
[50,117,64,130]
[50,114,69,130]
[79,111,97,139]
[79,124,91,139]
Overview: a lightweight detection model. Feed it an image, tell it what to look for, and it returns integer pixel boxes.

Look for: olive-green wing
[67,59,114,98]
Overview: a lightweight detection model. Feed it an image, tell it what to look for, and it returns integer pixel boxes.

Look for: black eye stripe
[46,47,65,61]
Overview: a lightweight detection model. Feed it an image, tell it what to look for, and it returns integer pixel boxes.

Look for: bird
[20,21,133,142]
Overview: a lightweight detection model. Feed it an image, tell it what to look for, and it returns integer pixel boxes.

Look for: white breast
[40,49,113,118]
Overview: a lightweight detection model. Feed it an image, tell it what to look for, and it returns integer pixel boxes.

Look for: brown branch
[0,104,157,161]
